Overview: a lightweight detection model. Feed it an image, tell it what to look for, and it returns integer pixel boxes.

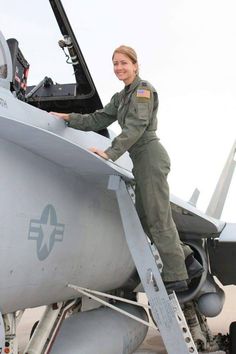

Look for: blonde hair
[112,45,139,74]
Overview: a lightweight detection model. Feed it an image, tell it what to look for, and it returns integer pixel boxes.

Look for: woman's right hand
[50,112,70,121]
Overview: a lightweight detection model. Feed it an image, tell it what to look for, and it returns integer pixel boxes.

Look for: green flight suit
[68,75,191,281]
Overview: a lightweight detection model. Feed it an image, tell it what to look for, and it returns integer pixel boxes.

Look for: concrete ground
[136,285,236,354]
[16,285,236,353]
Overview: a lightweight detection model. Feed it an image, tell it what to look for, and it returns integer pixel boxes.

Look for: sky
[1,0,236,221]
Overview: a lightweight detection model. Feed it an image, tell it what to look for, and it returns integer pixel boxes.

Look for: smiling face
[113,52,138,85]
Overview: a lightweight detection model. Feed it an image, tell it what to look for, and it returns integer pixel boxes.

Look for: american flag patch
[136,89,150,99]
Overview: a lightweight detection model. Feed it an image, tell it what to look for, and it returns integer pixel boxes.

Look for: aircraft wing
[172,140,235,238]
[0,110,133,187]
[170,194,225,236]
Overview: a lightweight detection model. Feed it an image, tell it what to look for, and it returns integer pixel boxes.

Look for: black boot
[164,280,188,293]
[185,254,204,281]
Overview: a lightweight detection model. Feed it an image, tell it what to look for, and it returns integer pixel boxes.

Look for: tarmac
[16,285,236,353]
[135,285,236,354]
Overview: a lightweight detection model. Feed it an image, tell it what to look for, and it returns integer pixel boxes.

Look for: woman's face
[113,52,137,85]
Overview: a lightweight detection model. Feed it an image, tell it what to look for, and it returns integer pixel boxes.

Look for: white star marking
[40,221,56,252]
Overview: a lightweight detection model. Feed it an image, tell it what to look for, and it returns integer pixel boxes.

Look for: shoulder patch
[141,81,147,87]
[136,89,151,99]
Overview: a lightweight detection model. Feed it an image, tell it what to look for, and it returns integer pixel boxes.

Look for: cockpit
[0,1,109,135]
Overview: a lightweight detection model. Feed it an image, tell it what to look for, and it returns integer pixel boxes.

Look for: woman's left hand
[89,147,109,160]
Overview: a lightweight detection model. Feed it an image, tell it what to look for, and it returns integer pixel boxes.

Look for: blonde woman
[51,45,203,292]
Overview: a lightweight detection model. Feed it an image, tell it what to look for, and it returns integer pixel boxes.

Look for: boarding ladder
[108,175,198,354]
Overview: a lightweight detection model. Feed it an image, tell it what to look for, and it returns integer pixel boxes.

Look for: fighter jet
[0,0,235,353]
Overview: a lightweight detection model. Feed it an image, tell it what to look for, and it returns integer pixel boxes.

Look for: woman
[51,45,202,292]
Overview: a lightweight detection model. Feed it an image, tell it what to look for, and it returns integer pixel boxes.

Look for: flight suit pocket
[137,102,149,120]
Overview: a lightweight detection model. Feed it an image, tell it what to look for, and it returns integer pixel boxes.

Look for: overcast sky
[1,0,236,221]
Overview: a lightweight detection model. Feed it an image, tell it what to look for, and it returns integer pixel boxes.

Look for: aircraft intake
[50,302,148,354]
